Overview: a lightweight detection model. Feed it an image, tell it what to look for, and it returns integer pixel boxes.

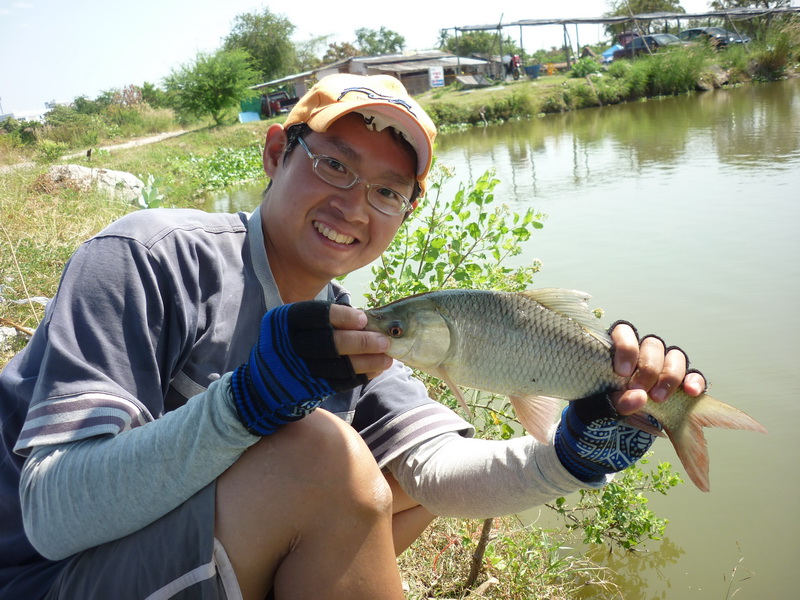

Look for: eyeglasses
[296,136,413,216]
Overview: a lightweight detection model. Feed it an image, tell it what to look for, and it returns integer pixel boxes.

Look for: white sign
[429,66,445,88]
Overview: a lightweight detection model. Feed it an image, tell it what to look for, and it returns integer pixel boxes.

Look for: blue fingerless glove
[554,394,660,484]
[231,301,368,436]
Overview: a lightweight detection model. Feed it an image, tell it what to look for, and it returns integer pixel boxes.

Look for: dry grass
[0,166,134,336]
[398,516,621,599]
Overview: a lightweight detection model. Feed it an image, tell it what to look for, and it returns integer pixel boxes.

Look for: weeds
[0,168,133,330]
[398,516,621,599]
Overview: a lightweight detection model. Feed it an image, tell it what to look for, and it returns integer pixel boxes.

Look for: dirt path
[65,129,189,158]
[1,129,189,174]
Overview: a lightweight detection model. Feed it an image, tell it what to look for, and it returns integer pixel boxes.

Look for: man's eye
[376,187,401,200]
[324,158,347,173]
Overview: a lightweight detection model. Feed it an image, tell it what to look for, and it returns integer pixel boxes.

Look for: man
[0,74,705,599]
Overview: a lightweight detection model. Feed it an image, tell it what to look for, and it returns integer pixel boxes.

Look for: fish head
[364,297,451,369]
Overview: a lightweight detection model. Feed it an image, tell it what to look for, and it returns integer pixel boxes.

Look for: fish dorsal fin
[519,288,611,346]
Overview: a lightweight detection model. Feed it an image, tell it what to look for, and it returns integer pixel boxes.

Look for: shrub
[752,26,795,79]
[35,139,69,163]
[647,48,707,96]
[570,57,603,78]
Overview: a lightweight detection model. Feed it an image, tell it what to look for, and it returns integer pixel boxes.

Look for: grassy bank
[417,29,799,130]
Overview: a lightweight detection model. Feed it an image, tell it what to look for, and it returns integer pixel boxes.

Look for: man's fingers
[327,305,393,377]
[649,346,688,401]
[627,335,666,395]
[610,323,638,378]
[329,304,368,330]
[610,388,648,416]
[683,371,707,397]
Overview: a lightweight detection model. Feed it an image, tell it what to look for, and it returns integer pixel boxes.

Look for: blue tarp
[238,111,261,123]
[602,44,623,63]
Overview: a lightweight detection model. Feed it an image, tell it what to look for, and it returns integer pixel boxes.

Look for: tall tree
[223,8,297,81]
[295,35,331,72]
[163,49,259,125]
[354,26,405,55]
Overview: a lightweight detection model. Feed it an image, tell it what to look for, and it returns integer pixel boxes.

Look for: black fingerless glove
[231,301,368,436]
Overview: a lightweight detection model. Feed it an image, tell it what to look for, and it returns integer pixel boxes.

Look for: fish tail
[659,393,767,493]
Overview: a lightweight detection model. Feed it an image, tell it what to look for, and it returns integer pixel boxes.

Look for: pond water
[208,78,800,599]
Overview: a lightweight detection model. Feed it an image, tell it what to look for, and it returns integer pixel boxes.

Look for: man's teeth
[314,221,355,245]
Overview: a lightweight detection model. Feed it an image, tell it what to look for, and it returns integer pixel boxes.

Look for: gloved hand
[554,393,660,483]
[231,301,368,436]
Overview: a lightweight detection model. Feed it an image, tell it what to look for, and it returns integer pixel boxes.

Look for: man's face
[261,113,417,296]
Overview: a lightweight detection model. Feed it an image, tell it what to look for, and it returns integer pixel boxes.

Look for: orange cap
[284,73,437,198]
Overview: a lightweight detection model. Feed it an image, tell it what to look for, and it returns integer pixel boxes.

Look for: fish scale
[433,290,624,399]
[365,288,767,492]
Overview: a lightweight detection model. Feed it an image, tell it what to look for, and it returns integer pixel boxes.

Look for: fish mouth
[313,220,357,246]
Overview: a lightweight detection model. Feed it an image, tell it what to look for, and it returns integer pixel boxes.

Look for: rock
[39,164,144,204]
[0,326,23,353]
[698,65,730,91]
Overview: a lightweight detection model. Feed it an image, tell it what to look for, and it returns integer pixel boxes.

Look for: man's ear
[263,124,288,177]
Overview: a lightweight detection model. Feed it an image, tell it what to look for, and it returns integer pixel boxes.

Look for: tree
[163,49,259,125]
[354,26,405,55]
[322,41,361,63]
[604,0,686,37]
[141,81,173,109]
[439,30,523,58]
[709,0,792,39]
[223,8,297,81]
[294,35,330,72]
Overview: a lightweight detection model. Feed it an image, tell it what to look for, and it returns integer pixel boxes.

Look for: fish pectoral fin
[434,367,473,418]
[509,394,562,445]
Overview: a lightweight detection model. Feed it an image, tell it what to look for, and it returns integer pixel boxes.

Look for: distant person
[0,73,705,599]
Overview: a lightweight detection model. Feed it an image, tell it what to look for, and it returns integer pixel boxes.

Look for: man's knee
[219,409,391,519]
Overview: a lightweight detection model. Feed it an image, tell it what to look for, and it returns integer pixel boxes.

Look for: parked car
[678,27,751,48]
[612,34,685,60]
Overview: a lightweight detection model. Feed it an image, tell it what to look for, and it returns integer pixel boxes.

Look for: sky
[2,0,720,113]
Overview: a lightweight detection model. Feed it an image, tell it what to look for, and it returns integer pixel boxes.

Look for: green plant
[173,144,265,191]
[570,57,603,78]
[363,164,543,307]
[548,455,683,550]
[137,174,166,208]
[35,139,69,163]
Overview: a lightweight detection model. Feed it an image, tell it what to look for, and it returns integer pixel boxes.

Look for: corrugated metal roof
[456,7,800,31]
[367,55,488,73]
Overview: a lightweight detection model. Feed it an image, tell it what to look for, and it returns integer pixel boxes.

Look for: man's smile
[313,220,357,246]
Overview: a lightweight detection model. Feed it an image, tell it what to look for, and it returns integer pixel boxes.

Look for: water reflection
[575,538,687,600]
[436,79,800,190]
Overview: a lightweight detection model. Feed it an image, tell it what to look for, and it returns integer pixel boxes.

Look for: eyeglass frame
[295,135,414,216]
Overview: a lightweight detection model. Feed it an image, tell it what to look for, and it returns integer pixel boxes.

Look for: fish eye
[387,321,404,337]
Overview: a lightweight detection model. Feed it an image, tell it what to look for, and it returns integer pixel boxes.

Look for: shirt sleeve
[387,425,608,519]
[14,225,196,455]
[350,360,475,468]
[20,374,258,560]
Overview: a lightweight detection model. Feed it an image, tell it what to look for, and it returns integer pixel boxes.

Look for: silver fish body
[365,288,767,492]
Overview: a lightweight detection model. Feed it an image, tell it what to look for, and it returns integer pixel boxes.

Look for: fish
[364,288,767,492]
